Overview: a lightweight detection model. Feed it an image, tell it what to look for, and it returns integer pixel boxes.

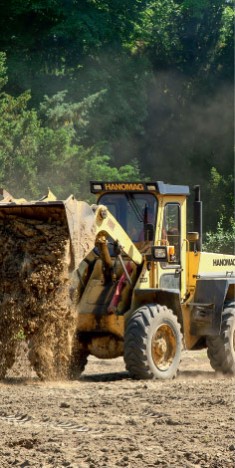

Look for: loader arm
[63,199,143,270]
[93,205,143,264]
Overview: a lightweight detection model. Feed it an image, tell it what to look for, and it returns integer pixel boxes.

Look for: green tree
[203,216,235,254]
[0,90,40,196]
[204,167,234,232]
[0,1,233,235]
[0,53,141,200]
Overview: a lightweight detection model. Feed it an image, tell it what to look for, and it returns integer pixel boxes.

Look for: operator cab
[98,192,157,245]
[91,181,190,261]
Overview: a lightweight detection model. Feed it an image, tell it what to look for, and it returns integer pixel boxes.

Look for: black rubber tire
[124,304,182,380]
[207,304,235,374]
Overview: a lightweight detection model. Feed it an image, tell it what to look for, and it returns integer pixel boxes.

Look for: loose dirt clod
[0,216,76,380]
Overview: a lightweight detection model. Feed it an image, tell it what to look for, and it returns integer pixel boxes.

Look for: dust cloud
[142,73,233,186]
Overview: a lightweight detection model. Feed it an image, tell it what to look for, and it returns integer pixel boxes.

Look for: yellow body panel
[77,312,124,338]
[182,250,235,349]
[198,251,235,276]
[187,251,235,288]
[134,264,151,289]
[181,302,199,349]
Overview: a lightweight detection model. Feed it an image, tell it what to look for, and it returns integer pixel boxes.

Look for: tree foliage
[0,54,141,200]
[0,1,233,233]
[203,216,235,255]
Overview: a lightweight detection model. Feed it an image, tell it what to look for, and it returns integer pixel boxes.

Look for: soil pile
[0,215,76,380]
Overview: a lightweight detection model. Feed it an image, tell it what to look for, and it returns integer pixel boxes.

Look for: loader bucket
[0,190,97,271]
[0,190,97,380]
[63,196,96,270]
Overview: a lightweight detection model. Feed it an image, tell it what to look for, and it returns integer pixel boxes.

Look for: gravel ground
[0,345,234,468]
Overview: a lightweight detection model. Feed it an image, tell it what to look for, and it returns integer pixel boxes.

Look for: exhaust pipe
[193,185,202,252]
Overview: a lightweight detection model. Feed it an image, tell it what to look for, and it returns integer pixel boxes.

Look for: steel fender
[190,278,234,336]
[130,288,183,328]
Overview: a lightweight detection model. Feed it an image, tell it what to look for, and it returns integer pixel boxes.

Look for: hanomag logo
[104,183,144,191]
[213,258,235,267]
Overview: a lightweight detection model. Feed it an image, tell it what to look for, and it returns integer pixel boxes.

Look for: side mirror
[187,232,199,242]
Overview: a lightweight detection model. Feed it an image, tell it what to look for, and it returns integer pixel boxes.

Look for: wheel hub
[151,324,177,371]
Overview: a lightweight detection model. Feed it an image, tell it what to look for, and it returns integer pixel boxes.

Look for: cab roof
[90,181,190,196]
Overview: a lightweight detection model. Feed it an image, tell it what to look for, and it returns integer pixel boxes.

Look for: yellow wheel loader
[0,182,234,380]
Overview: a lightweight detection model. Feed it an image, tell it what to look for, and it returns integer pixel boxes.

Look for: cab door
[157,200,187,299]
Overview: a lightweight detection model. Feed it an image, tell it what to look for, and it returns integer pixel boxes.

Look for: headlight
[152,246,167,260]
[151,245,176,263]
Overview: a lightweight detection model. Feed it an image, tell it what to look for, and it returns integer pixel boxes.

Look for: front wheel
[124,304,182,380]
[207,303,235,374]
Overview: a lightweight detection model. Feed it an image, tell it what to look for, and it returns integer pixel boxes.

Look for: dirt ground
[0,345,234,468]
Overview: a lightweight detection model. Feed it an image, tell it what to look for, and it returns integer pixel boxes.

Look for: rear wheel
[207,303,235,374]
[124,304,182,380]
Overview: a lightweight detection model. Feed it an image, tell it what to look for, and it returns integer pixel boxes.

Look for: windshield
[99,193,157,243]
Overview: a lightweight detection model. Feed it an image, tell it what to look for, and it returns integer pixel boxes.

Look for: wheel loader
[0,182,234,380]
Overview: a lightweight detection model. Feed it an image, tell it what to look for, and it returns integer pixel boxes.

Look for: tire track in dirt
[0,411,90,433]
[0,353,234,467]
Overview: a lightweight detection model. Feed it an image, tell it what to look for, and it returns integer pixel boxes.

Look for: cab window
[99,193,157,243]
[162,203,181,263]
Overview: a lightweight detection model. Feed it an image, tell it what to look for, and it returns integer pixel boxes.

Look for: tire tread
[124,304,182,380]
[207,305,235,374]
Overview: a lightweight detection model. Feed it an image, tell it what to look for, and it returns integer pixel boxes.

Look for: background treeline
[0,1,234,251]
